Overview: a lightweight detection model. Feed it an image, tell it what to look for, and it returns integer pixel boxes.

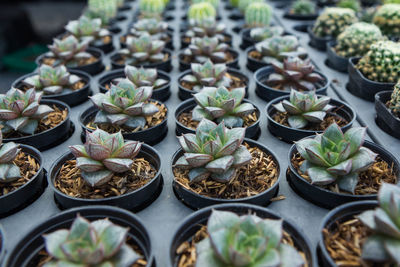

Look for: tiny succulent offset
[116,65,168,89]
[295,123,377,193]
[0,131,21,183]
[290,0,316,15]
[43,215,141,266]
[373,4,400,38]
[0,88,54,135]
[70,128,142,187]
[22,64,82,95]
[192,87,255,127]
[46,35,92,67]
[196,210,305,267]
[86,0,118,25]
[389,81,400,116]
[357,183,400,265]
[174,119,252,183]
[186,18,226,43]
[129,18,169,41]
[184,36,229,64]
[249,26,284,43]
[187,2,217,23]
[244,2,272,28]
[273,90,334,129]
[312,7,358,38]
[65,15,110,46]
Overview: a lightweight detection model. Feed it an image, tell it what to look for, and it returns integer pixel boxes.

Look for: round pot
[12,70,92,107]
[317,200,377,267]
[175,98,261,140]
[108,25,122,35]
[347,57,396,102]
[254,66,329,102]
[5,205,155,267]
[266,95,356,142]
[246,46,275,72]
[0,145,45,217]
[172,138,281,210]
[48,144,163,211]
[3,100,73,151]
[177,68,249,100]
[283,8,319,20]
[178,48,239,71]
[98,69,171,102]
[240,28,256,51]
[375,91,400,139]
[79,102,168,145]
[325,40,348,73]
[0,224,5,264]
[110,49,173,72]
[293,23,313,33]
[308,26,333,51]
[169,203,316,267]
[120,32,174,51]
[180,32,232,49]
[36,47,105,76]
[287,140,400,209]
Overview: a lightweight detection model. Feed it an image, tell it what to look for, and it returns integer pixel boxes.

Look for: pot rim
[349,57,397,86]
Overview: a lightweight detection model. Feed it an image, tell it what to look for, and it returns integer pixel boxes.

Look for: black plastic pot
[317,200,377,267]
[98,69,171,102]
[308,26,333,51]
[5,205,155,267]
[4,100,73,151]
[254,66,329,102]
[228,10,243,20]
[175,98,261,140]
[108,25,122,34]
[12,70,92,107]
[110,49,173,72]
[180,32,232,49]
[325,41,348,73]
[0,224,4,264]
[172,138,280,210]
[120,32,174,51]
[35,47,105,76]
[79,102,168,145]
[283,8,318,20]
[293,23,313,33]
[375,91,400,139]
[287,140,400,209]
[232,21,245,34]
[178,48,239,71]
[0,145,45,217]
[169,203,316,267]
[347,57,396,102]
[48,144,163,211]
[177,68,249,100]
[266,95,356,142]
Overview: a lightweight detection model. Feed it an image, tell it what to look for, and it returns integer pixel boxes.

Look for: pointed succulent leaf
[76,157,104,172]
[81,170,113,187]
[205,155,234,174]
[307,166,336,185]
[103,158,133,173]
[188,167,210,182]
[337,172,359,193]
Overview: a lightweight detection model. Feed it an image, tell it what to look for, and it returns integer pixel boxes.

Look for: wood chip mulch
[180,72,247,91]
[42,56,98,67]
[181,52,235,64]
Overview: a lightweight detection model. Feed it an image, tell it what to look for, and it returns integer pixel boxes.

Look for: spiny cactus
[0,132,20,183]
[187,2,217,24]
[186,18,226,43]
[46,36,92,67]
[65,16,110,45]
[312,7,358,38]
[238,0,263,14]
[389,81,400,115]
[121,65,168,89]
[86,0,118,25]
[244,2,272,28]
[192,0,219,9]
[373,4,400,38]
[129,18,169,41]
[183,36,229,64]
[139,0,165,18]
[337,0,361,12]
[290,0,316,15]
[249,26,285,43]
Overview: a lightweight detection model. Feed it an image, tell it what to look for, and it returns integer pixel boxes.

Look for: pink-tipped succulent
[0,131,21,183]
[186,18,227,42]
[129,18,170,41]
[183,36,229,63]
[65,15,111,46]
[47,35,92,67]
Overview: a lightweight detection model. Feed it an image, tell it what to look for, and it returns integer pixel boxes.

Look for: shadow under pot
[266,95,356,143]
[3,100,73,151]
[98,69,171,102]
[286,140,400,209]
[283,8,319,20]
[36,47,105,76]
[79,102,168,145]
[307,26,333,51]
[171,138,281,210]
[12,70,92,107]
[177,68,249,100]
[180,32,233,49]
[0,145,45,217]
[48,144,163,212]
[325,40,348,73]
[120,32,174,51]
[293,22,314,33]
[347,57,396,102]
[170,203,316,267]
[254,66,329,102]
[5,205,155,267]
[110,49,173,72]
[375,91,400,139]
[178,48,239,71]
[175,98,261,140]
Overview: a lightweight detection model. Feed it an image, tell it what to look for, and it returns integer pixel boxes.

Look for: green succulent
[244,2,272,28]
[337,0,361,12]
[139,0,165,18]
[249,26,285,43]
[196,210,305,267]
[186,18,227,43]
[373,4,400,38]
[115,65,168,89]
[65,15,110,46]
[230,0,239,8]
[192,0,219,9]
[183,36,229,64]
[384,0,400,3]
[188,2,217,24]
[0,131,20,183]
[129,18,169,41]
[43,215,140,266]
[46,35,92,67]
[175,119,252,183]
[86,0,118,25]
[290,0,317,15]
[238,0,263,14]
[312,7,358,38]
[389,81,400,116]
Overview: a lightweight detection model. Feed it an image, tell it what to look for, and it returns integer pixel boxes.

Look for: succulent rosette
[186,18,226,43]
[0,131,20,183]
[65,15,110,45]
[183,36,229,63]
[46,35,92,67]
[129,18,169,41]
[117,65,168,89]
[249,26,285,43]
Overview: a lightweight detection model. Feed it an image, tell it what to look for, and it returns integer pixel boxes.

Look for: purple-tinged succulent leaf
[124,117,147,129]
[85,143,111,161]
[219,116,243,128]
[7,117,29,131]
[304,144,329,166]
[0,110,18,120]
[69,145,88,157]
[43,229,70,260]
[81,170,113,187]
[205,155,234,174]
[288,115,308,129]
[102,102,122,114]
[307,166,336,185]
[0,142,19,163]
[327,158,353,176]
[344,127,367,155]
[232,145,252,167]
[303,111,326,123]
[103,158,133,173]
[350,147,377,173]
[32,105,54,119]
[142,103,158,116]
[210,168,236,183]
[337,172,358,193]
[185,153,213,167]
[113,141,141,158]
[204,106,225,118]
[76,157,104,172]
[188,167,210,182]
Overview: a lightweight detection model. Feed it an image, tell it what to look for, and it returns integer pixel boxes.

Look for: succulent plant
[65,15,110,45]
[86,0,118,25]
[0,88,54,135]
[183,36,229,64]
[244,2,272,28]
[334,22,384,58]
[356,40,400,83]
[290,0,316,15]
[192,0,220,9]
[186,18,226,43]
[129,18,169,41]
[43,215,140,266]
[118,33,166,66]
[373,4,400,38]
[22,64,82,95]
[46,35,92,67]
[384,0,400,3]
[0,132,21,183]
[139,0,165,18]
[295,123,377,193]
[360,6,379,23]
[90,79,158,130]
[180,59,232,91]
[230,0,239,8]
[70,129,142,187]
[174,119,252,183]
[249,26,285,43]
[196,210,305,267]
[337,0,361,12]
[187,2,217,23]
[312,7,358,38]
[192,87,255,128]
[115,65,169,89]
[238,0,263,14]
[389,81,400,116]
[357,183,400,265]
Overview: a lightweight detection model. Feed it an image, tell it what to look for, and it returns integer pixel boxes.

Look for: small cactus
[245,2,272,28]
[188,2,217,23]
[389,81,400,116]
[139,0,165,18]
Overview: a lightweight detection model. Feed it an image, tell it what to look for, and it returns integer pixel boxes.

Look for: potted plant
[287,123,399,208]
[348,40,400,101]
[0,88,72,151]
[5,206,155,266]
[12,64,91,107]
[229,0,263,22]
[372,3,400,40]
[172,119,280,210]
[254,57,329,101]
[98,65,171,102]
[266,90,356,142]
[185,2,217,25]
[284,0,319,20]
[84,0,121,27]
[240,25,284,50]
[136,0,172,21]
[170,203,315,266]
[375,81,400,139]
[182,0,222,21]
[230,1,272,33]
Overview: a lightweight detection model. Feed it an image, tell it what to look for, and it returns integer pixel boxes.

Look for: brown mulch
[0,152,40,196]
[116,54,169,65]
[54,158,157,199]
[181,52,235,64]
[179,72,246,91]
[42,56,98,67]
[272,112,348,131]
[173,143,279,199]
[291,153,397,195]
